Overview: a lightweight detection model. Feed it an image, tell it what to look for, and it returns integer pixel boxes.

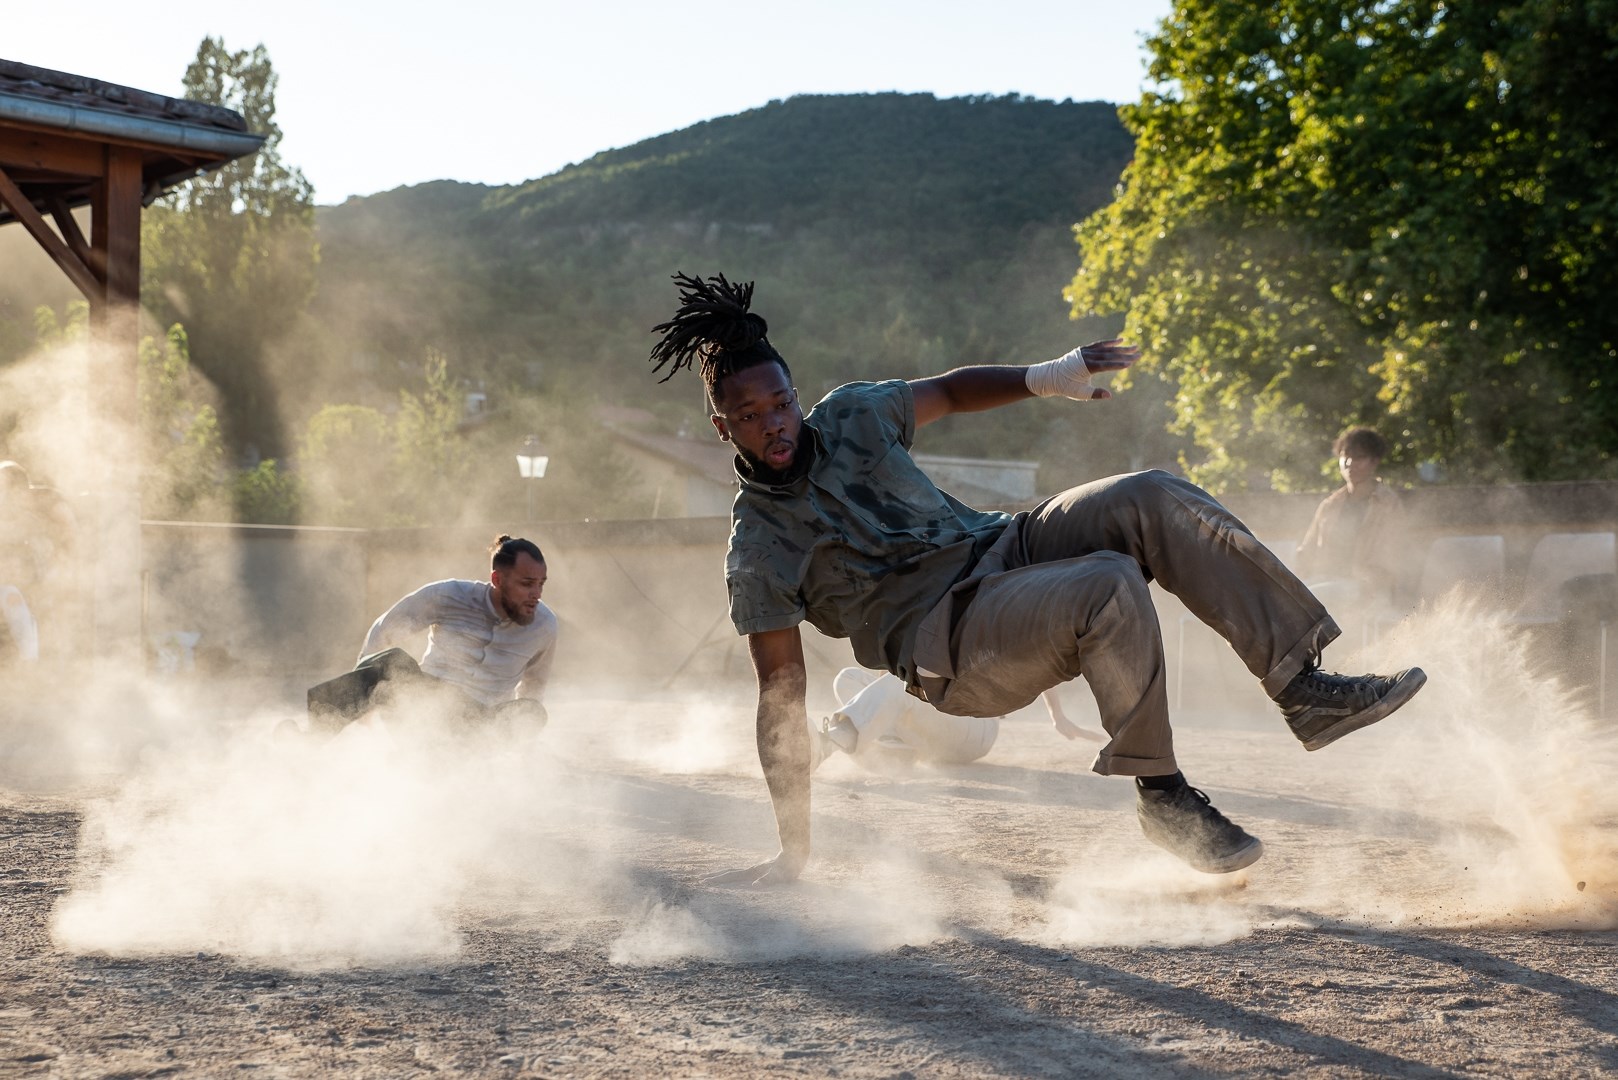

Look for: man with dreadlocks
[650,272,1425,883]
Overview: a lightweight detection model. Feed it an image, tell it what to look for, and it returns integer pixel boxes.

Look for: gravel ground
[4,605,1618,1077]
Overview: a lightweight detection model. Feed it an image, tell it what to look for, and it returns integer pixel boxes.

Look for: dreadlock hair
[648,272,790,406]
[491,534,544,571]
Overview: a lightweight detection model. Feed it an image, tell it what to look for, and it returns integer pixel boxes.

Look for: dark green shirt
[725,380,1011,681]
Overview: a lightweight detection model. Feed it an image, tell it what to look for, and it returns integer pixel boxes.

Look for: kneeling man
[305,535,557,734]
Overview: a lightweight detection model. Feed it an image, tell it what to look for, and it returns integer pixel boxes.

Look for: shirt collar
[482,581,514,626]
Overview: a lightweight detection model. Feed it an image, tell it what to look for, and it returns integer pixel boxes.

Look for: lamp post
[515,434,549,523]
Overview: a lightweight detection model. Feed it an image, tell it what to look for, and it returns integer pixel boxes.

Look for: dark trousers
[306,648,488,732]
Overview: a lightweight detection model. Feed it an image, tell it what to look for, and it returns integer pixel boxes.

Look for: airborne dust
[17,589,1614,971]
[1,329,1614,974]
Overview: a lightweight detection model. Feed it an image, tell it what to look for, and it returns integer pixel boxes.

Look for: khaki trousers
[910,471,1339,776]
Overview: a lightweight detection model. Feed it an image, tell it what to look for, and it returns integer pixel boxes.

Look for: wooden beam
[0,115,220,165]
[0,162,102,301]
[87,144,147,664]
[100,145,142,310]
[0,126,106,177]
[46,194,101,284]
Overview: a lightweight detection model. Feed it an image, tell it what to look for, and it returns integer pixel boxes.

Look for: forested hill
[482,92,1129,236]
[298,92,1146,477]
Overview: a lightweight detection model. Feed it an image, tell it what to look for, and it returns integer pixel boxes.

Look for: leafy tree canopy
[1070,0,1618,490]
[142,37,318,461]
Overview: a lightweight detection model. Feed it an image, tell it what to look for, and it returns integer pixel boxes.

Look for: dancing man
[650,273,1424,882]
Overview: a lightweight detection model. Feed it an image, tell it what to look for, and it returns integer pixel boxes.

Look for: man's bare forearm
[911,341,1139,425]
[756,666,812,867]
[910,366,1033,420]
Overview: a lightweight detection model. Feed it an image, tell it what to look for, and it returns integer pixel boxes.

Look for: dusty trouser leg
[1017,471,1339,697]
[901,709,999,765]
[937,551,1173,777]
[827,669,916,771]
[833,667,882,712]
[306,647,425,731]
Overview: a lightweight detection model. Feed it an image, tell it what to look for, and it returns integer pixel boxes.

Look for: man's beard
[737,439,809,485]
[499,592,536,625]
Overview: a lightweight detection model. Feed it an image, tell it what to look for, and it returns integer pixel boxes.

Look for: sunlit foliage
[142,37,318,461]
[1070,0,1618,489]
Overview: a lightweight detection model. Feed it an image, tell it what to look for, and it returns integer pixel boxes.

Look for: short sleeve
[865,380,915,449]
[727,564,806,635]
[810,380,915,451]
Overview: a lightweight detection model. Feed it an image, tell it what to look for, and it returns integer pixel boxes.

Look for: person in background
[0,460,75,665]
[303,535,556,735]
[1294,427,1406,616]
[811,669,1102,773]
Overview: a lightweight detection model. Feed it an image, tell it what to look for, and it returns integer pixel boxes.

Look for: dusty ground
[3,609,1618,1078]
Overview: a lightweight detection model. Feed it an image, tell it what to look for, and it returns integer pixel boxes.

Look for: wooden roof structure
[0,58,263,307]
[0,58,264,661]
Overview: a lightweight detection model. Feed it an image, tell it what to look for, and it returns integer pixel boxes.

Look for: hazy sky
[9,1,1172,205]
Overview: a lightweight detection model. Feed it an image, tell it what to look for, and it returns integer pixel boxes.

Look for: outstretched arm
[704,626,812,885]
[909,339,1140,428]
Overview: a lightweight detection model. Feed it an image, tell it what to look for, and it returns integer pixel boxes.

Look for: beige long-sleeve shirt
[360,579,557,707]
[1295,483,1405,602]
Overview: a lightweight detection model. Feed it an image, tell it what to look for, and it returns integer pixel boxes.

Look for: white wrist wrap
[1025,347,1093,399]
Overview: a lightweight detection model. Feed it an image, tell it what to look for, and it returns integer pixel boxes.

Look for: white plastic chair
[1373,533,1508,648]
[1511,532,1616,624]
[1415,534,1507,603]
[1510,532,1617,715]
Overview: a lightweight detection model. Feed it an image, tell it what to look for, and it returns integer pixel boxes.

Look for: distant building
[602,410,737,518]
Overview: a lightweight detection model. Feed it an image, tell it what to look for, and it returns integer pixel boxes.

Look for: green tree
[29,304,228,518]
[1069,0,1618,490]
[233,459,301,525]
[142,37,317,462]
[296,351,483,527]
[392,350,474,523]
[298,403,394,526]
[138,323,228,520]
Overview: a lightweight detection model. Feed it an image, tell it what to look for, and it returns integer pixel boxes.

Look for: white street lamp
[516,435,549,521]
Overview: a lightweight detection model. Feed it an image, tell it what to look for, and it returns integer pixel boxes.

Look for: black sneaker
[1274,666,1427,751]
[1136,783,1264,874]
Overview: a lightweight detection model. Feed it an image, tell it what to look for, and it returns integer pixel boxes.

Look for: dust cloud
[37,670,972,970]
[49,696,624,968]
[44,676,770,967]
[0,336,104,498]
[29,587,1618,972]
[1040,589,1618,949]
[1309,590,1618,926]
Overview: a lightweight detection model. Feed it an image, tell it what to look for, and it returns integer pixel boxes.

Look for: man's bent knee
[1082,550,1154,610]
